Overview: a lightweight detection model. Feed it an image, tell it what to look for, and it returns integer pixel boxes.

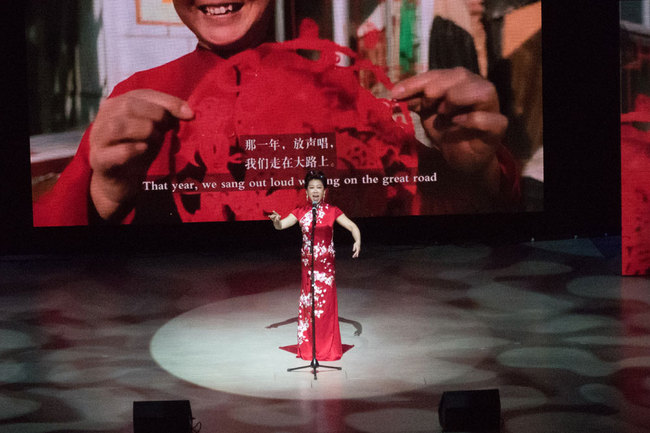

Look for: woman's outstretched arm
[336,214,361,258]
[269,211,298,230]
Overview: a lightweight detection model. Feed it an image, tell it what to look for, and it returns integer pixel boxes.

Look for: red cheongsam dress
[290,203,345,361]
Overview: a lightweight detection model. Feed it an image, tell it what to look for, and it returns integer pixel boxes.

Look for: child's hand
[391,68,507,193]
[89,89,194,221]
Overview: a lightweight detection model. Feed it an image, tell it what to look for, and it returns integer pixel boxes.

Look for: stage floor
[1,237,649,432]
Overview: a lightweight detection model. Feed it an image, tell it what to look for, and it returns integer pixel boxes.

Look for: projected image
[29,0,542,226]
[620,0,650,276]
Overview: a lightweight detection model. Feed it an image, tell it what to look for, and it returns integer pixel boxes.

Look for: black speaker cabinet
[133,400,192,433]
[438,389,501,432]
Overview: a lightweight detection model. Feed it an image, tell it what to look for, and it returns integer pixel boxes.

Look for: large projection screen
[28,0,543,226]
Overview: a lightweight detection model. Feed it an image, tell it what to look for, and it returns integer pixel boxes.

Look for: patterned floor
[0,237,649,432]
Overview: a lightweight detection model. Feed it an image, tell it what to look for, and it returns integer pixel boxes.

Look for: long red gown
[290,203,346,361]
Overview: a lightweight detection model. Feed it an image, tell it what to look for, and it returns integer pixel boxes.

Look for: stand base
[288,359,342,380]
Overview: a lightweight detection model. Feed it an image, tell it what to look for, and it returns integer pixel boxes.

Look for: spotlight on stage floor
[133,400,195,433]
[438,389,501,432]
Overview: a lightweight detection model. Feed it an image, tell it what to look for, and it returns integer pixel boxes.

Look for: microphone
[312,201,319,209]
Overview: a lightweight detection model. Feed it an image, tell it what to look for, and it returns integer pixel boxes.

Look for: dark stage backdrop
[0,0,621,254]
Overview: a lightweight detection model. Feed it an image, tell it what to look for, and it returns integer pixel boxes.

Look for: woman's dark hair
[304,170,327,189]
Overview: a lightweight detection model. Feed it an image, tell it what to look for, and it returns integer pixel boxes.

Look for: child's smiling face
[173,0,273,53]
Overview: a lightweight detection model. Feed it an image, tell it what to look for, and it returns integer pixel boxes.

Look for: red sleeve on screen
[32,129,93,227]
[31,76,146,227]
[621,96,650,275]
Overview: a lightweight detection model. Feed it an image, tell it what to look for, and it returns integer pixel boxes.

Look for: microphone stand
[287,202,342,380]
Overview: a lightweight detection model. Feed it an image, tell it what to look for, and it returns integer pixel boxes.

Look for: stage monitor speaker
[438,389,500,432]
[133,400,192,433]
